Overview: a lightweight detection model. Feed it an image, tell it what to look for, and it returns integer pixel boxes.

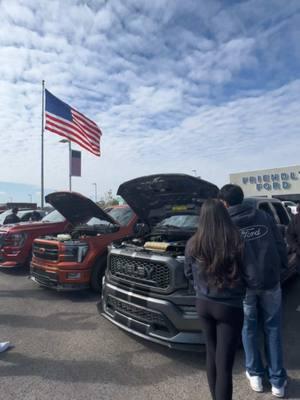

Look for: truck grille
[106,295,166,326]
[31,266,58,287]
[0,232,7,247]
[33,242,59,261]
[109,254,170,289]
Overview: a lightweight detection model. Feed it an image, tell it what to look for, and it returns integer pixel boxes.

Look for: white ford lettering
[240,225,268,241]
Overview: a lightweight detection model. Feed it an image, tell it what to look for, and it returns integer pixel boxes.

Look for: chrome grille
[109,254,170,289]
[33,242,59,261]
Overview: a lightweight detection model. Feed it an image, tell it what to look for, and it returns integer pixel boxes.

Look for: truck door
[258,202,285,236]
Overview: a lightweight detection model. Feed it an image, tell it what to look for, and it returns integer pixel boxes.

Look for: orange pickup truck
[30,191,137,291]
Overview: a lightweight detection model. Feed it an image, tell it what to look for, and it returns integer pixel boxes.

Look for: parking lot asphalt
[0,268,299,400]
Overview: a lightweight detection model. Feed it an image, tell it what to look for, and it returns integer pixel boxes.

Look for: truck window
[258,202,274,218]
[271,202,290,226]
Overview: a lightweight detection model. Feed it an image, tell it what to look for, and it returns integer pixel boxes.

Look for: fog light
[67,272,81,279]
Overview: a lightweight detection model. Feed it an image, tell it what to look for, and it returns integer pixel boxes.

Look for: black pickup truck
[100,174,297,350]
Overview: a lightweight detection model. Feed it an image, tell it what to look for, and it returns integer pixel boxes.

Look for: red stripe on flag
[45,126,100,156]
[45,119,99,153]
[72,109,101,132]
[45,113,100,154]
[72,115,101,142]
[45,107,101,156]
[46,113,100,147]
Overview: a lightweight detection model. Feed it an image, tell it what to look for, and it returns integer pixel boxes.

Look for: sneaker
[246,371,263,392]
[272,380,287,398]
[0,342,10,353]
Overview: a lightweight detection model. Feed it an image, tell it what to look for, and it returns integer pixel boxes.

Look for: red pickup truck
[30,191,137,291]
[0,209,69,268]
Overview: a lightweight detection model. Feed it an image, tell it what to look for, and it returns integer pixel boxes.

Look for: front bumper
[30,263,90,291]
[100,280,205,351]
[0,261,21,268]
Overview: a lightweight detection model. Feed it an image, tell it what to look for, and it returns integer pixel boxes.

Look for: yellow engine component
[143,241,170,251]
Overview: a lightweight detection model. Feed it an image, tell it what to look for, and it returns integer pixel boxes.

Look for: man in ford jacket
[219,184,288,398]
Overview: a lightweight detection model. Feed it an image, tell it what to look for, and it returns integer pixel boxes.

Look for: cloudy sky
[0,0,300,205]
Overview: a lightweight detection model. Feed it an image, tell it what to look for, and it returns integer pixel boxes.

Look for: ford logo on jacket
[240,225,268,241]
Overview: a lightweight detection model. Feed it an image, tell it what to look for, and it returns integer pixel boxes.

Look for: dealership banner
[71,150,81,177]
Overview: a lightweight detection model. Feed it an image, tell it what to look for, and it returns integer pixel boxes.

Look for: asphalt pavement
[0,268,299,400]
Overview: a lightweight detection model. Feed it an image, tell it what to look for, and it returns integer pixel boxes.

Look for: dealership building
[230,165,300,202]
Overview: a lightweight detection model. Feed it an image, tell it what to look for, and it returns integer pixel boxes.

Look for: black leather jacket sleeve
[268,214,288,271]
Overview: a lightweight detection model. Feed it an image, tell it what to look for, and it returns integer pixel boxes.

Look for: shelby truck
[101,174,296,349]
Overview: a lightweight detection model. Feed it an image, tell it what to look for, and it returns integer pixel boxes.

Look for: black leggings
[196,298,244,400]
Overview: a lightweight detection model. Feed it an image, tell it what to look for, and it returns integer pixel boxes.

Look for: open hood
[45,191,117,225]
[117,174,219,226]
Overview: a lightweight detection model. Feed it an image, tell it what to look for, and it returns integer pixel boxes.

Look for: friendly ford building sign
[230,165,300,200]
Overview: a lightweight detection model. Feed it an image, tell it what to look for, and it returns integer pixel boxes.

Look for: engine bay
[43,223,119,242]
[116,229,193,256]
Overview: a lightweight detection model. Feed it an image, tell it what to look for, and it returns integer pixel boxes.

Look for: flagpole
[41,80,45,208]
[69,141,72,191]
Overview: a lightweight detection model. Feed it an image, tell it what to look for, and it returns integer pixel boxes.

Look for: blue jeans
[242,284,287,388]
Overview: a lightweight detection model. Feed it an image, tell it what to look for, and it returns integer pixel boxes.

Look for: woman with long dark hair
[185,199,246,400]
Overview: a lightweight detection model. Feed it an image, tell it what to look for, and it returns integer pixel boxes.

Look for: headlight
[4,233,27,248]
[61,243,88,262]
[176,255,185,263]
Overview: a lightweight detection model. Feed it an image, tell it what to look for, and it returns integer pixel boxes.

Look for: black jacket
[3,213,20,225]
[184,239,246,308]
[228,203,287,290]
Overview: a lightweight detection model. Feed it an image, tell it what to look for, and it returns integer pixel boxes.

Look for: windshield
[108,207,134,226]
[284,201,296,206]
[84,207,133,227]
[42,209,65,223]
[157,214,199,229]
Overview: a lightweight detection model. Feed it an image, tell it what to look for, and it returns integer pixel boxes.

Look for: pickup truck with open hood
[0,208,68,269]
[30,191,137,291]
[100,174,297,350]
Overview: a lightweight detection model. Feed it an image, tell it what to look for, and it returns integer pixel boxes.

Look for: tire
[25,251,33,269]
[90,256,107,292]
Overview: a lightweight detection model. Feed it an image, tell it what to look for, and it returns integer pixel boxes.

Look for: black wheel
[25,251,33,270]
[90,256,107,292]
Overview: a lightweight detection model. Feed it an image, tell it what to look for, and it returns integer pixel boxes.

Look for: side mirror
[134,222,150,237]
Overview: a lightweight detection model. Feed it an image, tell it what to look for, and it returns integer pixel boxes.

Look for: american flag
[45,89,102,156]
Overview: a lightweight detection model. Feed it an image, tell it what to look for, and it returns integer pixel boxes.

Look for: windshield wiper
[157,224,182,229]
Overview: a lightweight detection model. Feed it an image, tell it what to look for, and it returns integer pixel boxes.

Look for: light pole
[59,139,72,191]
[28,194,32,203]
[92,183,98,203]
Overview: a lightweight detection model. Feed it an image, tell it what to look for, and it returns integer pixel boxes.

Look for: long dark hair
[189,198,243,289]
